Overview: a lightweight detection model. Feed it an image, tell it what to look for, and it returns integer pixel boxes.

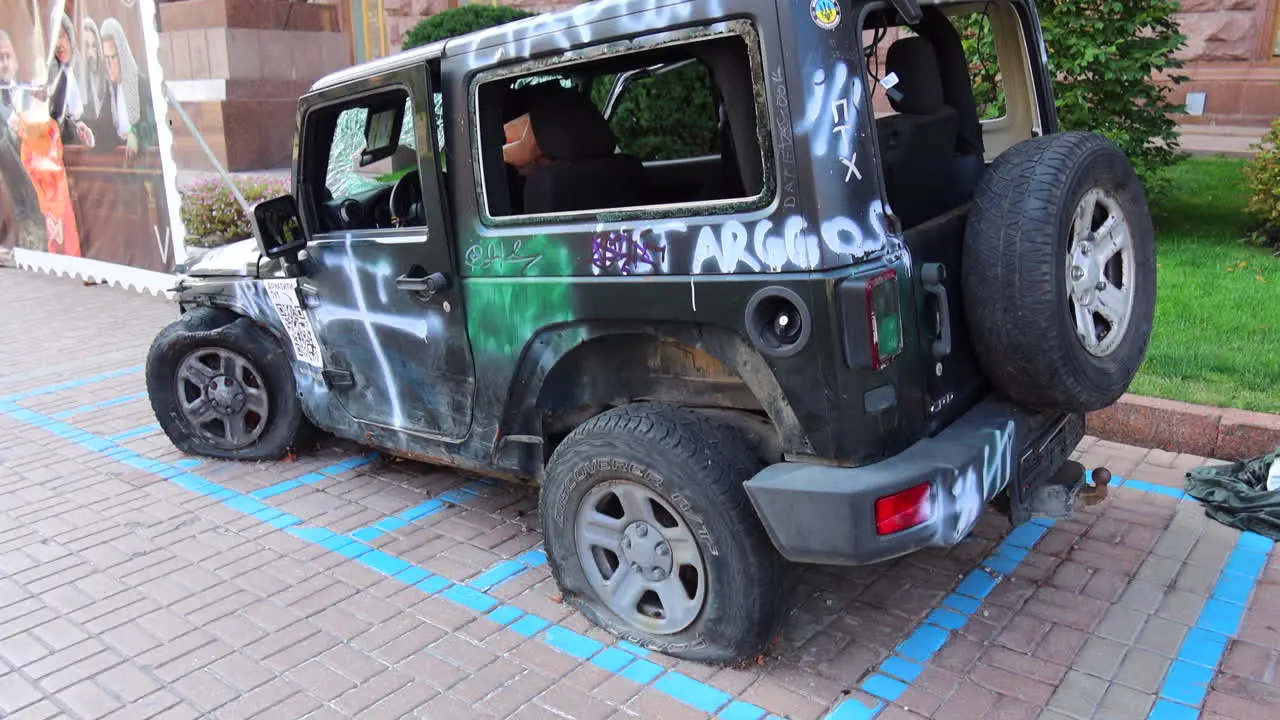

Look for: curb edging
[1086,393,1280,461]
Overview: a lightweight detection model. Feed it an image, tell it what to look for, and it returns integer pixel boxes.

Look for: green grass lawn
[1129,156,1280,413]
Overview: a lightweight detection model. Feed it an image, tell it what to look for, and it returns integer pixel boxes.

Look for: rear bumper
[743,397,1083,566]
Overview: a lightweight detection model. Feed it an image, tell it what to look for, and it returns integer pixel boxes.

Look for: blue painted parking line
[0,365,144,403]
[823,516,1057,720]
[1149,530,1275,719]
[470,547,549,591]
[10,367,1270,720]
[349,481,495,542]
[50,391,150,419]
[106,424,162,443]
[0,400,790,720]
[248,452,380,500]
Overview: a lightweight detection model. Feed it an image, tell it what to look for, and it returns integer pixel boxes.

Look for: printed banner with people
[1,0,178,276]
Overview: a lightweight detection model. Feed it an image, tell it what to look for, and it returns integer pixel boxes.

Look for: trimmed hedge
[402,5,534,49]
[180,176,291,248]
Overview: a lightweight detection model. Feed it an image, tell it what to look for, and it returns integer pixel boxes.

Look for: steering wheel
[388,169,422,228]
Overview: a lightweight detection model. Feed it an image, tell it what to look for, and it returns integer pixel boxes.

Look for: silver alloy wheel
[1066,188,1136,357]
[175,347,270,450]
[574,480,707,634]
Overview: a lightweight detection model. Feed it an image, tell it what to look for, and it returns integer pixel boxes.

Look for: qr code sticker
[263,280,324,369]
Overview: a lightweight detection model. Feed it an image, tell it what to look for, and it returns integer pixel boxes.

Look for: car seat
[521,91,648,215]
[875,36,962,229]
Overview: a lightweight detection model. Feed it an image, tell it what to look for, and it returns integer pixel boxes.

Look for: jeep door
[293,65,476,441]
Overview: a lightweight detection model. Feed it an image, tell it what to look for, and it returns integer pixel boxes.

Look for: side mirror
[251,194,307,261]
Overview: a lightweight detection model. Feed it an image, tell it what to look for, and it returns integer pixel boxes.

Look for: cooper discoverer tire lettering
[962,131,1157,412]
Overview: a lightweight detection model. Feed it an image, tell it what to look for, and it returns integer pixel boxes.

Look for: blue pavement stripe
[1150,530,1275,718]
[717,701,768,720]
[825,517,1057,720]
[107,424,163,443]
[0,401,763,720]
[51,392,150,419]
[347,481,496,543]
[248,452,380,500]
[1123,478,1187,501]
[0,365,145,402]
[10,367,1271,720]
[470,547,549,591]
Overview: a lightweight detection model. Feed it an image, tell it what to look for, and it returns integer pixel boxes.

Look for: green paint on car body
[463,235,577,358]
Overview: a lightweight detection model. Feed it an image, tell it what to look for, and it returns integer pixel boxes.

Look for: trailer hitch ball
[1082,466,1112,506]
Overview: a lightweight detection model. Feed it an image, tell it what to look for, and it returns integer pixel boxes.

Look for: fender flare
[494,320,815,463]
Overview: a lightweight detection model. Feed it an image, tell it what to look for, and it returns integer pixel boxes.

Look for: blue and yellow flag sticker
[811,0,842,30]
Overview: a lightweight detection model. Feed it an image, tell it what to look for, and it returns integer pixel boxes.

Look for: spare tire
[962,131,1156,412]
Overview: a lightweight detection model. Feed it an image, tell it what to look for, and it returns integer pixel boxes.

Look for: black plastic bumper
[743,396,1084,566]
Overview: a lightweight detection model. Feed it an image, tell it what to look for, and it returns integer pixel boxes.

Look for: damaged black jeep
[149,0,1154,662]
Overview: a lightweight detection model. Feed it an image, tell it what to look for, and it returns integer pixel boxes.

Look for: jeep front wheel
[962,131,1157,412]
[146,307,310,460]
[540,403,785,663]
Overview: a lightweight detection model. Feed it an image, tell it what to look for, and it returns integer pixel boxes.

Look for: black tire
[962,131,1157,412]
[540,403,785,664]
[146,307,311,461]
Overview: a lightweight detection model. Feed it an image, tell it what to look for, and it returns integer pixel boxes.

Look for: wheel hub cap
[574,481,707,635]
[1069,236,1104,305]
[207,376,247,415]
[1065,188,1136,358]
[620,522,673,582]
[175,347,270,451]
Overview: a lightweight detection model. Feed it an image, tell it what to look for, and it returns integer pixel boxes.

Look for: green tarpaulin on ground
[1184,448,1280,540]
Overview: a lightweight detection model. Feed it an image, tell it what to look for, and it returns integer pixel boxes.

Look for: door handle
[921,263,952,359]
[396,268,450,296]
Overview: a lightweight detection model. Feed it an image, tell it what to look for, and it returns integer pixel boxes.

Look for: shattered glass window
[324,97,417,198]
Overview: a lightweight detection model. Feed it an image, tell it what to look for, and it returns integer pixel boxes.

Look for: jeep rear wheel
[540,403,785,663]
[962,131,1157,412]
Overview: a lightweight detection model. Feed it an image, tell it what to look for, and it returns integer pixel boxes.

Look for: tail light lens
[866,270,903,370]
[875,482,933,535]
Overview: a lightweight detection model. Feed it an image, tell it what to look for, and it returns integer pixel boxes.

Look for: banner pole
[160,83,252,215]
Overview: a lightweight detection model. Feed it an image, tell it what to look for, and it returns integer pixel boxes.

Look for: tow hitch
[1023,460,1112,520]
[1081,467,1112,506]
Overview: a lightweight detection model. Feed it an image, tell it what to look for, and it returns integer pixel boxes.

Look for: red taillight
[865,270,903,371]
[875,483,933,535]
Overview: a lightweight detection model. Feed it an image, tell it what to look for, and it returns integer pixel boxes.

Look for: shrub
[589,63,719,161]
[402,5,534,50]
[404,2,717,161]
[1243,119,1280,253]
[957,1,1189,194]
[180,176,291,248]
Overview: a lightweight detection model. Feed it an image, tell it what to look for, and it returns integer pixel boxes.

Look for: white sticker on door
[263,280,324,369]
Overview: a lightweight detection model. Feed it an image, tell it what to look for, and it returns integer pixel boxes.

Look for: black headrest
[528,90,619,162]
[886,36,946,116]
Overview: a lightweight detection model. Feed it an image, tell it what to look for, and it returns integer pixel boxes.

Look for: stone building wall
[159,0,353,172]
[1169,0,1280,127]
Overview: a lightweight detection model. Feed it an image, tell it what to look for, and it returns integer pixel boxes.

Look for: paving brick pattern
[1,270,1277,719]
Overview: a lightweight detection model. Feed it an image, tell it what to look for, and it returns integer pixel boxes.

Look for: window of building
[471,22,769,221]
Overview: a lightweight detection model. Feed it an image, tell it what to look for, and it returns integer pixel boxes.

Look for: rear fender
[495,321,815,470]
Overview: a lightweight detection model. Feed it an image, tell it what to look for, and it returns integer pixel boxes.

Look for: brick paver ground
[1,269,1277,720]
